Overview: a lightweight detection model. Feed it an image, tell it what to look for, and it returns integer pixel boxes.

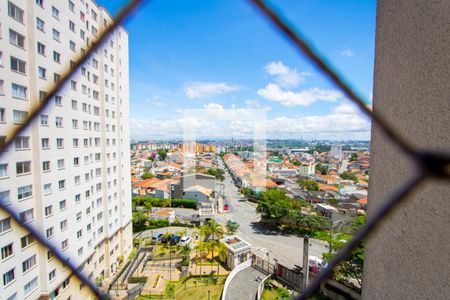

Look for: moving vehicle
[224,204,230,211]
[179,236,192,246]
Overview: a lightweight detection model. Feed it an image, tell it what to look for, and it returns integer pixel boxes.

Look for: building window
[22,255,36,273]
[36,17,45,31]
[44,205,52,217]
[17,185,32,200]
[75,194,80,203]
[59,200,66,211]
[0,191,11,206]
[69,1,74,12]
[70,40,76,51]
[13,110,27,124]
[20,234,34,248]
[46,227,53,238]
[71,80,77,90]
[69,20,75,32]
[56,138,63,148]
[38,67,46,79]
[36,0,44,7]
[58,179,65,190]
[52,6,59,19]
[0,81,4,95]
[52,29,60,41]
[10,56,26,74]
[57,159,64,169]
[8,1,24,23]
[54,73,61,83]
[12,83,27,99]
[55,95,62,106]
[61,240,68,250]
[53,51,61,63]
[0,164,7,178]
[43,183,51,194]
[16,161,31,175]
[60,219,67,231]
[24,277,38,296]
[41,138,49,149]
[55,117,62,127]
[1,243,13,260]
[19,209,34,223]
[40,114,48,126]
[3,268,15,285]
[14,136,29,150]
[72,119,78,129]
[73,138,79,147]
[42,161,50,172]
[9,29,25,48]
[0,217,11,233]
[72,99,78,110]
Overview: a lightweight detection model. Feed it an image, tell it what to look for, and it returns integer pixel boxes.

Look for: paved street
[215,158,327,268]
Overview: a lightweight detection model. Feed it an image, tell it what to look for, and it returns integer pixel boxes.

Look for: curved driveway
[224,267,266,300]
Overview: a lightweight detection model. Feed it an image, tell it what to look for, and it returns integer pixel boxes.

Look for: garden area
[137,276,226,300]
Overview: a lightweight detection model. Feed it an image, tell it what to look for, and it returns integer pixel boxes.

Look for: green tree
[301,214,327,233]
[226,220,239,235]
[276,287,290,300]
[158,149,168,161]
[132,212,148,229]
[141,172,154,179]
[323,214,366,287]
[298,179,319,191]
[180,245,191,260]
[316,163,328,175]
[207,168,225,181]
[340,171,359,183]
[256,189,292,225]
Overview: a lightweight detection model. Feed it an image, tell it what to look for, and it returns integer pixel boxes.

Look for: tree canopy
[298,179,319,191]
[158,149,168,161]
[141,172,155,180]
[340,171,359,183]
[207,168,225,181]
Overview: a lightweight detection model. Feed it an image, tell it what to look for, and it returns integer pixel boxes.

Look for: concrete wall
[363,1,450,298]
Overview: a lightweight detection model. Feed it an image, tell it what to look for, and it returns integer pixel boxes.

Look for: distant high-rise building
[0,1,132,299]
[331,144,343,160]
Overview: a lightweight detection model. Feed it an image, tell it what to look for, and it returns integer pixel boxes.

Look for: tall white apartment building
[330,144,343,160]
[0,1,132,299]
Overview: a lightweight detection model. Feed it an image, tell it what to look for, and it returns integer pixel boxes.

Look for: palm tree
[180,245,191,260]
[217,242,228,276]
[194,241,205,277]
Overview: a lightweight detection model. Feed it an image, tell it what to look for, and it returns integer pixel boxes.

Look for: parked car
[170,235,181,245]
[161,234,172,244]
[152,233,163,242]
[179,236,192,246]
[224,204,230,211]
[309,256,328,273]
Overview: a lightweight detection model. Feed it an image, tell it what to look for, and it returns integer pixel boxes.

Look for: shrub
[181,259,190,267]
[128,276,148,284]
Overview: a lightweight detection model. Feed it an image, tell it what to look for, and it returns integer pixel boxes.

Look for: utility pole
[302,236,309,291]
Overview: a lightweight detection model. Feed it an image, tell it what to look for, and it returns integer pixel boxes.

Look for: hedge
[128,276,148,284]
[133,197,198,209]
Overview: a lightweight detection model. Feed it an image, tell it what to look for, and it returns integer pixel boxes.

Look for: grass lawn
[262,288,278,300]
[153,244,183,257]
[138,277,225,300]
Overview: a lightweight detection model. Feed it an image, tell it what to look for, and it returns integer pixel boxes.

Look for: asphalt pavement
[216,158,328,268]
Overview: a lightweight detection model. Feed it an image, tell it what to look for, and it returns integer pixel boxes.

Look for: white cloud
[264,61,310,87]
[257,83,342,107]
[184,82,241,99]
[203,103,224,110]
[130,104,371,140]
[341,49,355,57]
[244,99,272,111]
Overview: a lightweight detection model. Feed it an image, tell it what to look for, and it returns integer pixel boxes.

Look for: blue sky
[97,0,376,140]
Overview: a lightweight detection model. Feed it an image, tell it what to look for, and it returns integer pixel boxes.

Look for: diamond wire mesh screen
[1,0,448,299]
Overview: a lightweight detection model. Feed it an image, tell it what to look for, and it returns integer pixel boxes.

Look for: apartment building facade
[0,1,132,299]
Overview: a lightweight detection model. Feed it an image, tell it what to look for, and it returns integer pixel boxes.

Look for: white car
[179,236,192,246]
